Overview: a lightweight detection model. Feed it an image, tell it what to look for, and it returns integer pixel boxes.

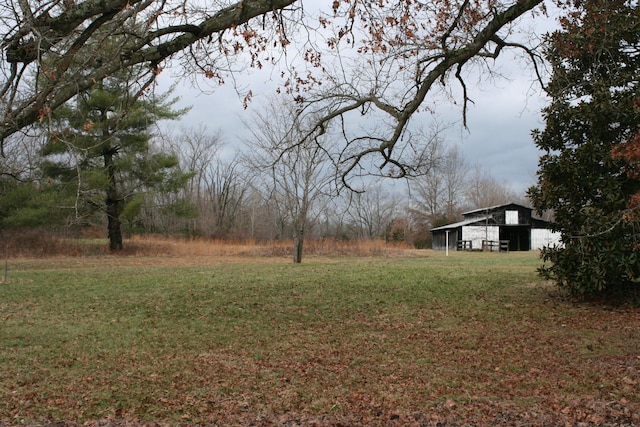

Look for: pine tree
[41,73,192,250]
[528,0,640,297]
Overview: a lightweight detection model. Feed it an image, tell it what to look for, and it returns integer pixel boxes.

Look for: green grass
[1,251,639,425]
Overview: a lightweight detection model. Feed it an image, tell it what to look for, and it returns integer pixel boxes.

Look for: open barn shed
[431,203,561,252]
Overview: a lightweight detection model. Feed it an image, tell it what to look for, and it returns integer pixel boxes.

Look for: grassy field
[1,248,639,426]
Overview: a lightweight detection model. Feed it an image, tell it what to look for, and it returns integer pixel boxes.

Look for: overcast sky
[442,57,551,193]
[157,2,560,195]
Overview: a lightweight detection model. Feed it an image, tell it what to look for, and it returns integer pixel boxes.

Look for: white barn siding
[463,226,499,250]
[531,228,562,250]
[505,210,519,224]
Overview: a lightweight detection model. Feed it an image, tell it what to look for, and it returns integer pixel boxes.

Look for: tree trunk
[104,150,123,251]
[293,229,303,263]
[107,206,123,251]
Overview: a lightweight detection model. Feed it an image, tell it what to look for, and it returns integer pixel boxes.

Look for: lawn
[1,250,639,426]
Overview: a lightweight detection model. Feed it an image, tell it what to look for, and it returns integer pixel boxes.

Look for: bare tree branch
[1,0,299,152]
[296,0,545,187]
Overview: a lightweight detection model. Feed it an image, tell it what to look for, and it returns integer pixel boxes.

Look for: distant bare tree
[411,142,467,225]
[241,185,282,241]
[173,127,224,208]
[442,145,468,219]
[464,165,522,210]
[411,139,446,223]
[312,197,347,240]
[245,98,335,263]
[346,184,400,240]
[158,126,221,233]
[162,126,251,237]
[209,156,251,238]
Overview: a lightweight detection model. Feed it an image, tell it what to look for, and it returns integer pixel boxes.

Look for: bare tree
[411,139,447,224]
[464,164,521,209]
[442,145,468,219]
[205,155,251,238]
[346,184,401,240]
[170,127,224,212]
[160,126,253,237]
[245,97,335,263]
[314,197,349,240]
[243,184,283,241]
[411,142,467,224]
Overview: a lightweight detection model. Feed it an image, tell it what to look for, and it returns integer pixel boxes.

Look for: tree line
[0,85,521,259]
[1,0,638,296]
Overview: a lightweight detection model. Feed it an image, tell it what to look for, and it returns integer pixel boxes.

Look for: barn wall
[531,228,562,250]
[463,226,499,250]
[484,205,532,226]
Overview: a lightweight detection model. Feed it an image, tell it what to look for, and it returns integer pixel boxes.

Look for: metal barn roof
[430,215,491,231]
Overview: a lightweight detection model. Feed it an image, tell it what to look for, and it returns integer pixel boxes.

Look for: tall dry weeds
[0,230,414,258]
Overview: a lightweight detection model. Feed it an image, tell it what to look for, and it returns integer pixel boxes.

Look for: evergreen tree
[528,0,640,297]
[41,73,192,250]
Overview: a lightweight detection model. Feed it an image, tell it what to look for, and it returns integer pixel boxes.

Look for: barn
[431,203,561,252]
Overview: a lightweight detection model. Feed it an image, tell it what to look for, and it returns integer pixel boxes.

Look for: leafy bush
[529,0,640,298]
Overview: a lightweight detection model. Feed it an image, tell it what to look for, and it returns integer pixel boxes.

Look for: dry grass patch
[0,229,411,260]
